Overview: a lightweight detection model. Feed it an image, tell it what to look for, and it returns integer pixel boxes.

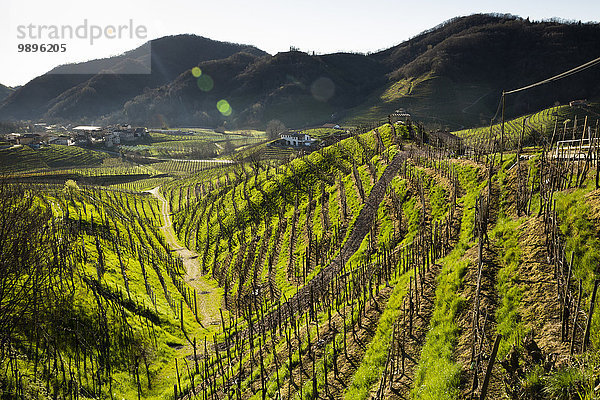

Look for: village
[1,123,148,149]
[0,110,466,159]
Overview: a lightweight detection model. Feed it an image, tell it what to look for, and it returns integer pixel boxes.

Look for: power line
[504,55,600,95]
[489,54,600,123]
[496,54,600,159]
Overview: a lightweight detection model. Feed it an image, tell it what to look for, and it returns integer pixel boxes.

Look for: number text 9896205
[17,43,67,52]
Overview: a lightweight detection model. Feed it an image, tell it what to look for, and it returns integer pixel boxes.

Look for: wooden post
[479,334,501,400]
[194,291,198,319]
[500,91,505,164]
[175,359,181,399]
[583,280,599,352]
[570,280,582,355]
[180,300,184,333]
[562,253,575,341]
[193,337,199,374]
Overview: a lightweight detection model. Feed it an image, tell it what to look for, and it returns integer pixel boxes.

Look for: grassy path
[148,186,223,328]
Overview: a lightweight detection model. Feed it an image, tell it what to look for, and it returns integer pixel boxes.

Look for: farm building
[280,132,316,147]
[104,133,121,147]
[569,99,588,107]
[389,109,411,124]
[16,133,42,145]
[48,136,74,146]
[4,133,21,143]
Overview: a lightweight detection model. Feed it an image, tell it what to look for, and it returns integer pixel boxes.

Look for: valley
[2,113,600,399]
[1,11,600,400]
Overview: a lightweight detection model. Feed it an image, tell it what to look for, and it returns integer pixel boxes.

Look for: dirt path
[384,263,441,399]
[148,186,222,328]
[517,217,569,360]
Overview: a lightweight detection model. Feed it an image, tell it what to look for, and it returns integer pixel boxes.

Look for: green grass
[298,127,344,139]
[429,184,448,222]
[491,217,527,358]
[411,163,482,399]
[344,273,411,400]
[110,176,174,192]
[554,183,600,348]
[412,252,468,400]
[345,159,459,399]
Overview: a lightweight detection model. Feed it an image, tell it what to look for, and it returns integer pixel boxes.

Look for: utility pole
[501,91,505,164]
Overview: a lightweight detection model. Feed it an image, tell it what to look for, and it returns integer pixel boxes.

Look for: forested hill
[362,14,600,128]
[0,83,13,102]
[0,34,267,123]
[1,14,599,129]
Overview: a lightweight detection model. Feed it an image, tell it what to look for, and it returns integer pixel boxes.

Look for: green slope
[2,114,600,400]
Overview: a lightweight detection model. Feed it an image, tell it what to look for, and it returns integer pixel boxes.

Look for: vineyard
[1,147,237,192]
[0,144,109,173]
[1,112,600,400]
[119,130,267,160]
[454,102,600,151]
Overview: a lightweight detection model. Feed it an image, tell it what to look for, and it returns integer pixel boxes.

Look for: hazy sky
[1,0,599,87]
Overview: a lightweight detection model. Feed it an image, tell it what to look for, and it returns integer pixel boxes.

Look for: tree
[64,179,80,195]
[266,119,286,140]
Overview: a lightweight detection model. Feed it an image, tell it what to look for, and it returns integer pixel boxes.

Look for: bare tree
[266,119,287,140]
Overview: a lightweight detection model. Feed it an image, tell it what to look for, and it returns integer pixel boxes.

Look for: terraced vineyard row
[0,182,223,399]
[165,124,489,399]
[0,144,109,172]
[454,103,600,152]
[2,114,600,400]
[166,119,600,400]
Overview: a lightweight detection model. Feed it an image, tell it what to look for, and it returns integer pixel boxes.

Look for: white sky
[1,0,599,87]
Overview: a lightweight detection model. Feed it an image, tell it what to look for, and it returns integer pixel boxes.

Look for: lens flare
[191,67,202,78]
[197,74,214,92]
[310,77,335,102]
[217,99,232,116]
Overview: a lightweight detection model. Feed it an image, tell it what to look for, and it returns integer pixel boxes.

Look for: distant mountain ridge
[0,84,14,102]
[122,50,389,128]
[1,14,599,129]
[0,35,267,122]
[362,14,600,128]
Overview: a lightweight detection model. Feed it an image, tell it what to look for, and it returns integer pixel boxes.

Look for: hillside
[353,14,600,128]
[106,13,600,130]
[453,102,600,150]
[0,84,13,102]
[1,14,599,129]
[0,35,267,122]
[1,109,600,399]
[122,51,388,128]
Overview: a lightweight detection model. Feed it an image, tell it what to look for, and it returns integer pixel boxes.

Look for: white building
[5,133,21,143]
[104,133,121,147]
[280,132,315,147]
[48,136,74,146]
[73,125,103,133]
